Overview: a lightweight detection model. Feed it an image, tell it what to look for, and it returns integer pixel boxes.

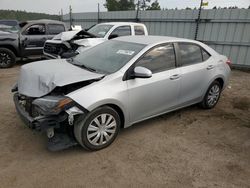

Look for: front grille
[44,42,67,56]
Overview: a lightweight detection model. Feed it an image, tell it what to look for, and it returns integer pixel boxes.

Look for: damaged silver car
[13,36,231,151]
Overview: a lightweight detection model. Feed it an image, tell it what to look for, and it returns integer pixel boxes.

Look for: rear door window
[136,43,176,73]
[47,24,65,35]
[178,43,203,66]
[134,26,145,35]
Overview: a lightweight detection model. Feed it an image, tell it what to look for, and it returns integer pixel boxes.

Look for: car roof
[114,35,197,45]
[100,22,145,26]
[25,19,65,25]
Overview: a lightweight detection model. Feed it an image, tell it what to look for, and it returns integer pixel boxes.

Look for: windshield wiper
[66,57,98,73]
[78,64,98,72]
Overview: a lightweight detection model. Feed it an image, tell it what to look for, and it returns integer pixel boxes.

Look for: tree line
[104,0,161,11]
[0,9,60,21]
[104,0,250,11]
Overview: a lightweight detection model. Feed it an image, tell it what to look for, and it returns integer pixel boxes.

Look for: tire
[200,80,222,109]
[0,48,16,68]
[74,106,121,151]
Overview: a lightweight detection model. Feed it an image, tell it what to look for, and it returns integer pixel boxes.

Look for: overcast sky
[0,0,249,15]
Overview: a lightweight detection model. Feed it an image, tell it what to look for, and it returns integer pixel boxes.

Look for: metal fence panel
[63,9,250,68]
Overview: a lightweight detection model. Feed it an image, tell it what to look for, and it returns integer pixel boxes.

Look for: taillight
[226,59,232,67]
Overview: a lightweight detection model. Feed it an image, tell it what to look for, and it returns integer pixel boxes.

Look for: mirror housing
[133,66,152,79]
[108,34,119,40]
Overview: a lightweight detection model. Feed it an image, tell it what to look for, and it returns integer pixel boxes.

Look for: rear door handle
[170,74,181,80]
[207,65,215,70]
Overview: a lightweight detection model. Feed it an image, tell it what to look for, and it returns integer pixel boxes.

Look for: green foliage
[104,0,136,11]
[0,9,60,21]
[146,0,161,10]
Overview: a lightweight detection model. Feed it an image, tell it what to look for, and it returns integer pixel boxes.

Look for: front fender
[67,75,130,127]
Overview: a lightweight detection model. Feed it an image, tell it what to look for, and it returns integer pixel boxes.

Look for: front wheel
[74,106,121,151]
[0,48,16,68]
[200,80,222,109]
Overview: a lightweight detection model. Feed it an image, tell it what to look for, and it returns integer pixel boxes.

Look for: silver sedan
[14,36,231,151]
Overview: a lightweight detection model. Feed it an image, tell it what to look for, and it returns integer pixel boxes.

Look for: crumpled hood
[53,30,97,41]
[18,59,104,97]
[0,32,17,40]
[74,38,106,47]
[53,30,80,41]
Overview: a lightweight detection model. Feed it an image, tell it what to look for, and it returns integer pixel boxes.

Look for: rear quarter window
[202,49,211,61]
[178,43,203,66]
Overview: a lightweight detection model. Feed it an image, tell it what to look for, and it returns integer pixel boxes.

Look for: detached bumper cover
[13,93,67,131]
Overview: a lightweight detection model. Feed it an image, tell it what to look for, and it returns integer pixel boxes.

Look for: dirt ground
[0,63,250,188]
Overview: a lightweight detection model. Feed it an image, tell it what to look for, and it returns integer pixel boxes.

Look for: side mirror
[108,34,119,40]
[133,66,152,79]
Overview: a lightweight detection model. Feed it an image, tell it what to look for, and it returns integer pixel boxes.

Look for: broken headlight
[32,96,74,115]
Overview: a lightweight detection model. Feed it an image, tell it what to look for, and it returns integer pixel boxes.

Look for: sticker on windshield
[116,50,135,56]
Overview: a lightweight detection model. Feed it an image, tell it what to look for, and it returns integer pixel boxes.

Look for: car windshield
[0,20,19,33]
[88,24,113,38]
[72,40,146,74]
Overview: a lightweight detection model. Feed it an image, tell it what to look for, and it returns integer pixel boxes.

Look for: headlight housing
[32,96,74,115]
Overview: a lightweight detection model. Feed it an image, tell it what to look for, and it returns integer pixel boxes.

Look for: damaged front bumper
[13,93,86,151]
[13,93,67,131]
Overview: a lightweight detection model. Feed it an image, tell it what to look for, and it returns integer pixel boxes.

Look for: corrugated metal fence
[63,9,250,68]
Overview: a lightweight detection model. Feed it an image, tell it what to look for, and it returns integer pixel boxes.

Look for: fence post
[195,0,203,40]
[97,3,100,23]
[69,5,73,29]
[135,0,140,22]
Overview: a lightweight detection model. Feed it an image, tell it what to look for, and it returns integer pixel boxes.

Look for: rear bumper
[13,93,67,131]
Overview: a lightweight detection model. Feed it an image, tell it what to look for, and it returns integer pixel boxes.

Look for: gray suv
[0,19,66,68]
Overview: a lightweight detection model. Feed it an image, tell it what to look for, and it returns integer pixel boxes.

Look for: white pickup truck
[43,22,148,59]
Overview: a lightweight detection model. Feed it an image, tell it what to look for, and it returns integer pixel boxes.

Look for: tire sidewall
[75,106,121,151]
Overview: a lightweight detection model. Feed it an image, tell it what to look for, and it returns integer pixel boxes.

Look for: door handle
[207,65,215,70]
[170,74,180,80]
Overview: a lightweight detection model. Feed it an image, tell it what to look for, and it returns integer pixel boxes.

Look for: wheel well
[105,104,125,129]
[215,78,224,88]
[0,45,18,57]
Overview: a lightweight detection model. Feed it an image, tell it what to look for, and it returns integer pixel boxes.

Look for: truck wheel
[0,48,16,68]
[74,106,121,151]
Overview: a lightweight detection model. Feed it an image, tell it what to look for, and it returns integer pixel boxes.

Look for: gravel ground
[0,63,250,188]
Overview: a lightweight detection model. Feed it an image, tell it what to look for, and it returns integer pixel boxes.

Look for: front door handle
[207,65,215,70]
[170,74,180,80]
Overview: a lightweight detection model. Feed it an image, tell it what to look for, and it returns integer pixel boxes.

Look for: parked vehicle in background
[0,19,66,68]
[43,22,148,59]
[13,36,231,151]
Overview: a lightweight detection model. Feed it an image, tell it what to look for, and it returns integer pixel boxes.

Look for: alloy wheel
[87,113,117,146]
[0,52,11,66]
[207,84,220,107]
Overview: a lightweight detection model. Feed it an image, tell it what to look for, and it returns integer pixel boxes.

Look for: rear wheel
[74,106,120,151]
[200,80,222,109]
[0,48,16,68]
